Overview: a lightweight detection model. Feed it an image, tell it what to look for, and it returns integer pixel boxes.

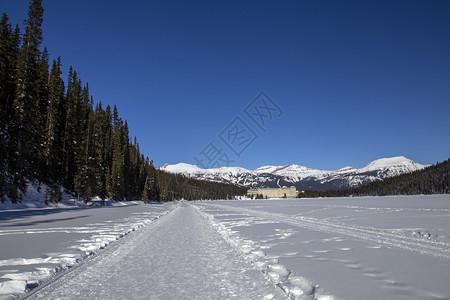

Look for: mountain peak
[160,163,202,173]
[160,156,427,191]
[360,156,424,172]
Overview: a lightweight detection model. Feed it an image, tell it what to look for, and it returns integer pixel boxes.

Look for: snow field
[193,204,334,300]
[194,195,450,300]
[22,202,286,299]
[1,195,449,299]
[0,202,176,299]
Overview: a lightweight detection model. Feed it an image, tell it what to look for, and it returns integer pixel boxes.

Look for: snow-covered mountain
[160,156,428,191]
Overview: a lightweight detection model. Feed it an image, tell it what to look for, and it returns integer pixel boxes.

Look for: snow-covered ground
[23,203,285,300]
[195,195,450,299]
[1,195,449,299]
[0,201,176,299]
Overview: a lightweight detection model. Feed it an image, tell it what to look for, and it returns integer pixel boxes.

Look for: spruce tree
[0,14,20,202]
[9,0,44,202]
[93,102,108,200]
[107,105,124,201]
[0,13,20,130]
[62,67,83,191]
[74,103,97,202]
[147,161,160,201]
[122,120,130,199]
[36,47,49,183]
[43,57,65,202]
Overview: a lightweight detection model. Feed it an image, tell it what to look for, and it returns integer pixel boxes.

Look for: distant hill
[300,159,449,198]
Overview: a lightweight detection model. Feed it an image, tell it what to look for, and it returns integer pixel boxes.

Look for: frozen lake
[0,202,176,299]
[1,195,449,299]
[195,195,450,299]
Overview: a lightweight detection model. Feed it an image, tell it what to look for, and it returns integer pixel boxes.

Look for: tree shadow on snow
[0,214,91,227]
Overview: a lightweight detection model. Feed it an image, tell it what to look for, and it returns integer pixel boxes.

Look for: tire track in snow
[202,203,450,259]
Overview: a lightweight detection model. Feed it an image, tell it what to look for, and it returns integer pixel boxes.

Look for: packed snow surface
[1,195,449,299]
[0,201,176,299]
[20,203,284,300]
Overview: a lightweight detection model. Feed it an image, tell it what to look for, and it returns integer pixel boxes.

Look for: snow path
[23,202,285,299]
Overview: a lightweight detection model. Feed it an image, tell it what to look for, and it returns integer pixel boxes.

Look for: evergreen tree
[62,67,83,191]
[43,57,65,202]
[0,14,20,202]
[0,14,20,131]
[147,161,160,201]
[107,105,124,201]
[35,47,49,183]
[92,102,108,200]
[9,0,44,202]
[122,120,131,199]
[103,105,113,192]
[128,137,141,199]
[74,104,97,202]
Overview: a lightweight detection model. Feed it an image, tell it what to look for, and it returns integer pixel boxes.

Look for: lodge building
[248,186,298,199]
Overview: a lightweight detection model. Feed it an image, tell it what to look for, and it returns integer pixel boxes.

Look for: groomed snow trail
[23,202,285,299]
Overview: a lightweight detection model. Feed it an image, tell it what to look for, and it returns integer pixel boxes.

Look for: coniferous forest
[0,0,247,204]
[299,159,450,198]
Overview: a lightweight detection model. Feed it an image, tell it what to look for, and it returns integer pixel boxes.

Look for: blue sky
[2,0,449,170]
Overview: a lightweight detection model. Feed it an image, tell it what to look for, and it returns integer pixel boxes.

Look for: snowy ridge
[160,156,428,191]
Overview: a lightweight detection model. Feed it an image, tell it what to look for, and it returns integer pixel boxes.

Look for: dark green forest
[299,159,450,198]
[0,0,247,204]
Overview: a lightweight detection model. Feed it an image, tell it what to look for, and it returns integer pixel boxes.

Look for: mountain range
[160,156,428,191]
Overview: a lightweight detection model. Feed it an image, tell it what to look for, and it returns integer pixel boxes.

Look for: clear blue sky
[2,0,449,170]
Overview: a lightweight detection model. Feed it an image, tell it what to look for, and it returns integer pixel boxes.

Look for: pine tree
[0,14,20,130]
[9,0,44,202]
[0,14,20,202]
[128,138,141,199]
[62,67,83,191]
[147,161,160,201]
[35,47,49,183]
[43,57,65,203]
[92,102,108,201]
[74,103,98,202]
[122,120,130,199]
[107,105,124,201]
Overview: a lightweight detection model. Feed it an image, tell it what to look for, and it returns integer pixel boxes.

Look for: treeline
[299,159,449,198]
[0,0,247,204]
[153,172,248,201]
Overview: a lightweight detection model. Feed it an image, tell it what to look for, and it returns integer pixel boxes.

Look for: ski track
[200,203,450,260]
[22,202,285,300]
